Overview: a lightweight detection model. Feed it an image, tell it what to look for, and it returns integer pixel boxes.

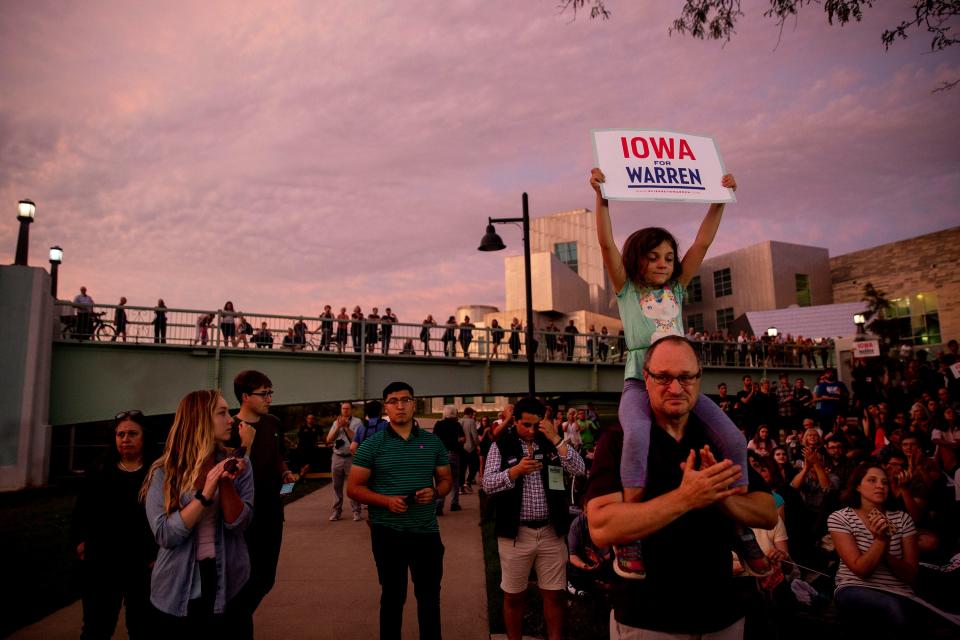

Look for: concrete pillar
[0,265,53,490]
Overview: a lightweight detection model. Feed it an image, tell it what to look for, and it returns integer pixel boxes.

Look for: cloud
[0,1,956,323]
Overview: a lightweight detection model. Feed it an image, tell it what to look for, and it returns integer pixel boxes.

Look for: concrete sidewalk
[11,481,489,639]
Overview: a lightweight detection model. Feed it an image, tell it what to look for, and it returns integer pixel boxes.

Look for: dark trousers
[459,450,479,486]
[232,517,284,639]
[370,524,444,640]
[80,562,152,639]
[155,558,221,636]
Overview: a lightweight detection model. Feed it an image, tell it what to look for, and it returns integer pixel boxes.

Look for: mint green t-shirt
[615,280,686,380]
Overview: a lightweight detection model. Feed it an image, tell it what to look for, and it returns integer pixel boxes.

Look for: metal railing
[52,301,837,369]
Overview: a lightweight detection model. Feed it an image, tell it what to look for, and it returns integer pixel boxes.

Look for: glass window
[888,292,941,345]
[716,307,734,331]
[686,312,704,333]
[713,268,733,297]
[795,274,811,307]
[462,396,475,404]
[688,276,702,303]
[482,395,496,404]
[554,241,578,274]
[442,396,455,405]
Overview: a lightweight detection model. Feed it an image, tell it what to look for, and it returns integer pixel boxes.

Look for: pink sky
[1,2,957,322]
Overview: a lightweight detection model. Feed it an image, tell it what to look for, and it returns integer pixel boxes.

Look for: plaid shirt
[775,382,794,417]
[482,439,584,521]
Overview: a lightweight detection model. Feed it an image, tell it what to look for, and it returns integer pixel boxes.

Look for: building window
[482,395,496,404]
[889,293,941,345]
[688,276,702,303]
[462,396,475,404]
[554,241,578,274]
[716,308,734,332]
[795,274,812,307]
[713,268,732,297]
[442,396,455,405]
[686,312,704,333]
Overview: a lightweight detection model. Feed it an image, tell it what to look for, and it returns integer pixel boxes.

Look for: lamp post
[853,313,866,336]
[479,192,536,396]
[14,199,36,266]
[49,246,63,298]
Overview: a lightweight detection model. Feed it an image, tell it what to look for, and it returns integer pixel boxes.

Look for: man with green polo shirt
[348,381,452,640]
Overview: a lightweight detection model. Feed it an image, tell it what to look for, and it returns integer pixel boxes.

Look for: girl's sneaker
[732,528,774,577]
[613,541,646,579]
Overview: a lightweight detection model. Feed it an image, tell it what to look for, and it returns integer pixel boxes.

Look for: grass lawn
[480,518,611,639]
[0,477,327,637]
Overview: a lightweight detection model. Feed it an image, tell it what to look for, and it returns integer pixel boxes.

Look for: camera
[224,446,247,474]
[404,492,418,506]
[335,438,347,449]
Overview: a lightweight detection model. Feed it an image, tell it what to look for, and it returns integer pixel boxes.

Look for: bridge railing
[52,301,835,369]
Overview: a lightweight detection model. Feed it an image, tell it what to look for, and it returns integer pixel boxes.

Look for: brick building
[830,226,960,345]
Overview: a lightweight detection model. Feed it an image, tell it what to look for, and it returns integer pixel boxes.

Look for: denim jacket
[145,455,254,616]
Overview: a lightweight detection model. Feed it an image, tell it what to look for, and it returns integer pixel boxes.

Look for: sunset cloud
[0,2,956,321]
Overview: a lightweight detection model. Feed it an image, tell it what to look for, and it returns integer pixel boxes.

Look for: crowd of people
[64,166,957,640]
[65,288,836,370]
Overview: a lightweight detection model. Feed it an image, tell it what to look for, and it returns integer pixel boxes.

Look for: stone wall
[830,226,960,343]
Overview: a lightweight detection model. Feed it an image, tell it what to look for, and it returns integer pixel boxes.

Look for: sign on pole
[853,340,881,358]
[592,129,735,203]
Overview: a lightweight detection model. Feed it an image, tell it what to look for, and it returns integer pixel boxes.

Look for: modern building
[682,241,833,335]
[830,225,959,345]
[482,208,622,336]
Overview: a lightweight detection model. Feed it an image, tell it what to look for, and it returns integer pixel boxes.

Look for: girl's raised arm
[678,174,736,287]
[590,168,627,293]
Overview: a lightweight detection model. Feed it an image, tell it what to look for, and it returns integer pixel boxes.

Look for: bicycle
[60,311,116,341]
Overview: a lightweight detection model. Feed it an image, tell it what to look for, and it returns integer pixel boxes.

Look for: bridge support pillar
[0,265,53,490]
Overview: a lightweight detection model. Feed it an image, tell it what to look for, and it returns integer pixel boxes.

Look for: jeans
[834,587,918,639]
[437,452,460,509]
[332,454,361,516]
[370,524,444,640]
[80,562,152,639]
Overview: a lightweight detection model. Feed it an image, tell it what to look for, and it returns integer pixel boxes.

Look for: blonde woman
[142,390,253,632]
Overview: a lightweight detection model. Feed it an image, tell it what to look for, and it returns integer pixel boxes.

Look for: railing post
[214,310,223,390]
[359,318,367,400]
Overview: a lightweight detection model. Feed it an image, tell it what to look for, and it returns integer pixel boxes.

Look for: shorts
[497,524,566,593]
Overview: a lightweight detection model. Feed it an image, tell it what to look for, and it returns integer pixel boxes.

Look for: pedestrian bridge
[50,340,820,425]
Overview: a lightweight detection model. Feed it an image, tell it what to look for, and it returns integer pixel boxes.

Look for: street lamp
[479,192,536,396]
[853,313,866,335]
[14,198,36,266]
[766,327,778,338]
[49,246,63,298]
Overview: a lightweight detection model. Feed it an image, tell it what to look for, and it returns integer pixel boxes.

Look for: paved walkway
[11,481,489,640]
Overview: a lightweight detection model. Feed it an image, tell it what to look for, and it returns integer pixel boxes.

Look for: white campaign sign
[853,340,881,358]
[592,129,735,203]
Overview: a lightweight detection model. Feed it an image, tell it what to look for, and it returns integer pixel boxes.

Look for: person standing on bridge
[348,381,452,640]
[73,285,95,340]
[230,370,297,638]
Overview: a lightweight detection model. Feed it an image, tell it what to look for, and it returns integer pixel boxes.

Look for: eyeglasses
[115,410,144,421]
[643,369,702,387]
[249,391,274,398]
[384,397,416,407]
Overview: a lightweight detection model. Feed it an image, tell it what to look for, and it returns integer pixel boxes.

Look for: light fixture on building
[478,193,536,395]
[49,245,63,298]
[853,313,866,335]
[766,327,778,338]
[14,198,36,266]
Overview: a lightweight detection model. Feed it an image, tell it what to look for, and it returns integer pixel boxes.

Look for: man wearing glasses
[348,381,452,640]
[586,336,776,639]
[231,370,296,639]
